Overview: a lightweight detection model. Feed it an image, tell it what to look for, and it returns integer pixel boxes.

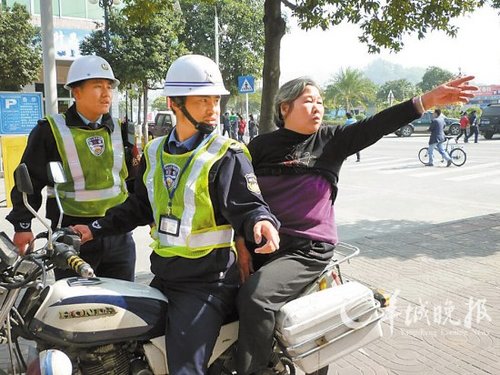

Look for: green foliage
[324,68,377,111]
[0,3,42,91]
[227,89,262,115]
[376,79,416,103]
[256,0,485,133]
[418,66,455,92]
[287,0,479,53]
[178,0,265,96]
[464,105,482,117]
[80,0,186,89]
[151,96,168,111]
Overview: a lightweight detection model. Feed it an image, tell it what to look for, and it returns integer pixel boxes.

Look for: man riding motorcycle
[73,54,280,375]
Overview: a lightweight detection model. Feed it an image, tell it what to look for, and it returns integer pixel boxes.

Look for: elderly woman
[236,75,476,375]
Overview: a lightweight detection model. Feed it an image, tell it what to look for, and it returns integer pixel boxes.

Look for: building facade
[470,85,500,108]
[5,0,114,112]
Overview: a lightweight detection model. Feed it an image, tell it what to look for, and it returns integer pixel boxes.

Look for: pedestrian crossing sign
[238,75,255,94]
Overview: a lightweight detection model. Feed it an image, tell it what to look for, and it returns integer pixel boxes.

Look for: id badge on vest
[159,214,181,237]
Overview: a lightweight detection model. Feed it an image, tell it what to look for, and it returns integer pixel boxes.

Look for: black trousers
[54,232,135,281]
[236,236,333,374]
[465,126,479,142]
[150,248,239,375]
[456,128,468,141]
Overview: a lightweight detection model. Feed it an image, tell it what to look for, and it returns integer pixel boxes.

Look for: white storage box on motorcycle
[276,281,383,373]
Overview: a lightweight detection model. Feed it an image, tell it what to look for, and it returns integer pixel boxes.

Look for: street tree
[0,3,41,91]
[259,0,481,133]
[177,0,265,114]
[151,96,169,112]
[325,68,376,112]
[376,79,417,104]
[80,0,186,129]
[418,66,455,92]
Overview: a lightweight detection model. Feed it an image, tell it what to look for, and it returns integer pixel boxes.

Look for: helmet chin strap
[179,105,216,135]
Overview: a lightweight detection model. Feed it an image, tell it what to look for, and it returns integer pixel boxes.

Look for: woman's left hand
[421,75,478,109]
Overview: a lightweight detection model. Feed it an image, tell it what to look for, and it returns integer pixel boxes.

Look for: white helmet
[163,54,229,97]
[64,55,120,90]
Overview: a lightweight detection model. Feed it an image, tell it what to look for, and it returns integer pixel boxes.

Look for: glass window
[87,2,104,20]
[61,0,86,18]
[35,84,72,100]
[58,99,72,113]
[33,0,60,16]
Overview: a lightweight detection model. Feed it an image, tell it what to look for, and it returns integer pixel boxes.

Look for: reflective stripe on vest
[47,185,122,201]
[51,114,124,199]
[145,135,234,254]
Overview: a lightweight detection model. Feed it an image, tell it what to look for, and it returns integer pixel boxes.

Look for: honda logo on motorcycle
[59,306,117,319]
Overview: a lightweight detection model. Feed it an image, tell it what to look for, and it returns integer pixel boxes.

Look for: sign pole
[245,93,249,141]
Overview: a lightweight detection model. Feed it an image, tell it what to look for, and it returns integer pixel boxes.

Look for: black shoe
[424,163,434,167]
[446,160,452,167]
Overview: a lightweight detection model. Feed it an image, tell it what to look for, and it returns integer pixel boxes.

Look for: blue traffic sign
[238,75,255,94]
[0,92,43,135]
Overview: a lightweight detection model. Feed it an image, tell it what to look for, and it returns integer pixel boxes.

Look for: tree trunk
[137,93,142,125]
[221,95,230,117]
[260,0,286,134]
[143,82,149,143]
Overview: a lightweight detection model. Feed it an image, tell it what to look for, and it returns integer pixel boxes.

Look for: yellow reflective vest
[144,134,242,258]
[47,114,128,217]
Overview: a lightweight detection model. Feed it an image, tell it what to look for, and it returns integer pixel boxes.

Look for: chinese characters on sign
[0,93,44,135]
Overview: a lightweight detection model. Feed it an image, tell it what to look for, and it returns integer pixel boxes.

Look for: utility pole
[40,0,58,115]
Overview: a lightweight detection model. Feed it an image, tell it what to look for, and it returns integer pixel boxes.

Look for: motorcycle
[0,162,387,375]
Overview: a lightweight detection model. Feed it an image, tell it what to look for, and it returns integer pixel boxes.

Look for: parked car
[478,103,500,139]
[147,110,176,139]
[395,111,460,137]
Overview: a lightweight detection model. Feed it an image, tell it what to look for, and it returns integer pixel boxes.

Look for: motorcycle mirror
[47,162,66,230]
[14,164,54,250]
[14,163,34,194]
[47,162,67,184]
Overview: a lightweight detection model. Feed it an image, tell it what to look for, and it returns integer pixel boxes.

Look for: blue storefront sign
[0,92,44,135]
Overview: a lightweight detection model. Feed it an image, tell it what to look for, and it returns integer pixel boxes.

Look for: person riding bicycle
[235,75,477,375]
[425,108,453,167]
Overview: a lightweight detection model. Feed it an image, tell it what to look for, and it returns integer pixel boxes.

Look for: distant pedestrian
[426,109,452,167]
[237,113,246,142]
[465,110,479,143]
[222,111,231,137]
[249,114,258,140]
[229,113,238,140]
[344,112,360,162]
[456,111,469,143]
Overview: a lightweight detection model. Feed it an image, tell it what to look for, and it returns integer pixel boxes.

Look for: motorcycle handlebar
[65,253,95,278]
[53,229,94,278]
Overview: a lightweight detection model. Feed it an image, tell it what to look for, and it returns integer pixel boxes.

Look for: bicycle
[418,136,467,167]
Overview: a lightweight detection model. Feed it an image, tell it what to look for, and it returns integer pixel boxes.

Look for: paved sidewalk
[1,213,499,374]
